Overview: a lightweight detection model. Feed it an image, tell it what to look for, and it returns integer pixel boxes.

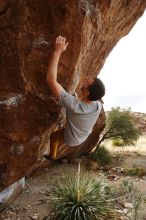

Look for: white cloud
[100,11,146,113]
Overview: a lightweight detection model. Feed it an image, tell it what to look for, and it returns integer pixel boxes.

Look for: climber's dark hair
[87,78,105,101]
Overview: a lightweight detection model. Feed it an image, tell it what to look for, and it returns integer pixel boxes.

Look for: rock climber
[44,36,105,160]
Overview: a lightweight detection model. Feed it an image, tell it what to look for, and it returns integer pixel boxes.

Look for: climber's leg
[44,128,65,160]
[44,127,90,161]
[44,128,79,160]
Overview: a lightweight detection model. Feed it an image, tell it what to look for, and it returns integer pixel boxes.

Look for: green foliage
[40,167,113,220]
[120,179,134,195]
[104,107,141,146]
[119,180,146,220]
[133,195,143,220]
[126,167,146,177]
[112,138,124,146]
[91,145,112,166]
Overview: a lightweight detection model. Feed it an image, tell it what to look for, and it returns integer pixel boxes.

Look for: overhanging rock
[0,0,146,192]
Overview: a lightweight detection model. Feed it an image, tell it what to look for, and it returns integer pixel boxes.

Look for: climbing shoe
[43,154,52,160]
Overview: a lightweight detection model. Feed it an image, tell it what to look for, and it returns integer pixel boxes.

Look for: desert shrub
[96,107,141,149]
[120,180,146,220]
[91,145,112,166]
[40,166,114,220]
[126,167,146,177]
[112,138,124,146]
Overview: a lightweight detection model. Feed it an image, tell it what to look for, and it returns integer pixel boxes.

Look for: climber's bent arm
[47,36,68,99]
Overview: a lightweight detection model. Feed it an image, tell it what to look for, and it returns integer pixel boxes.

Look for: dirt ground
[0,135,146,220]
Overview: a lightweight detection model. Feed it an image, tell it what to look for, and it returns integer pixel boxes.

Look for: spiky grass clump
[40,165,113,220]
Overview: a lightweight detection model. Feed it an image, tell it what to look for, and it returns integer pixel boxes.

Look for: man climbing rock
[45,36,105,160]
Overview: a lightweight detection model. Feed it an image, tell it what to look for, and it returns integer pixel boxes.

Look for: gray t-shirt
[59,88,102,146]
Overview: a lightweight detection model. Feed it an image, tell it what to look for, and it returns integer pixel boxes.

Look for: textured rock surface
[0,0,146,191]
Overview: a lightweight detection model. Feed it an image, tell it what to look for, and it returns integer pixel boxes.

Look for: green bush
[112,138,124,146]
[91,146,112,166]
[119,180,146,220]
[126,167,146,177]
[96,107,141,149]
[40,167,114,220]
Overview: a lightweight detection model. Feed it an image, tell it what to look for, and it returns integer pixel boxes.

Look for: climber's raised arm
[47,36,68,98]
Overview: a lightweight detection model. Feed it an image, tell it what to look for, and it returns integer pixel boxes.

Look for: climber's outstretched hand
[55,36,68,54]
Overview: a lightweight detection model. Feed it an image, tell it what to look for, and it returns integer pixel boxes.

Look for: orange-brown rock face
[0,0,146,190]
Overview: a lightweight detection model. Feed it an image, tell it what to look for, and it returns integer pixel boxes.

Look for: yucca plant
[39,163,114,220]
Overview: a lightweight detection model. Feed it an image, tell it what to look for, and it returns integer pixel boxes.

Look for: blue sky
[100,11,146,113]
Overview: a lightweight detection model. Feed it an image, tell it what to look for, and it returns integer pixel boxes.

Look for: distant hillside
[133,112,146,134]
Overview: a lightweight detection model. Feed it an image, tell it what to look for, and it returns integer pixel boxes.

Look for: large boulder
[0,0,145,191]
